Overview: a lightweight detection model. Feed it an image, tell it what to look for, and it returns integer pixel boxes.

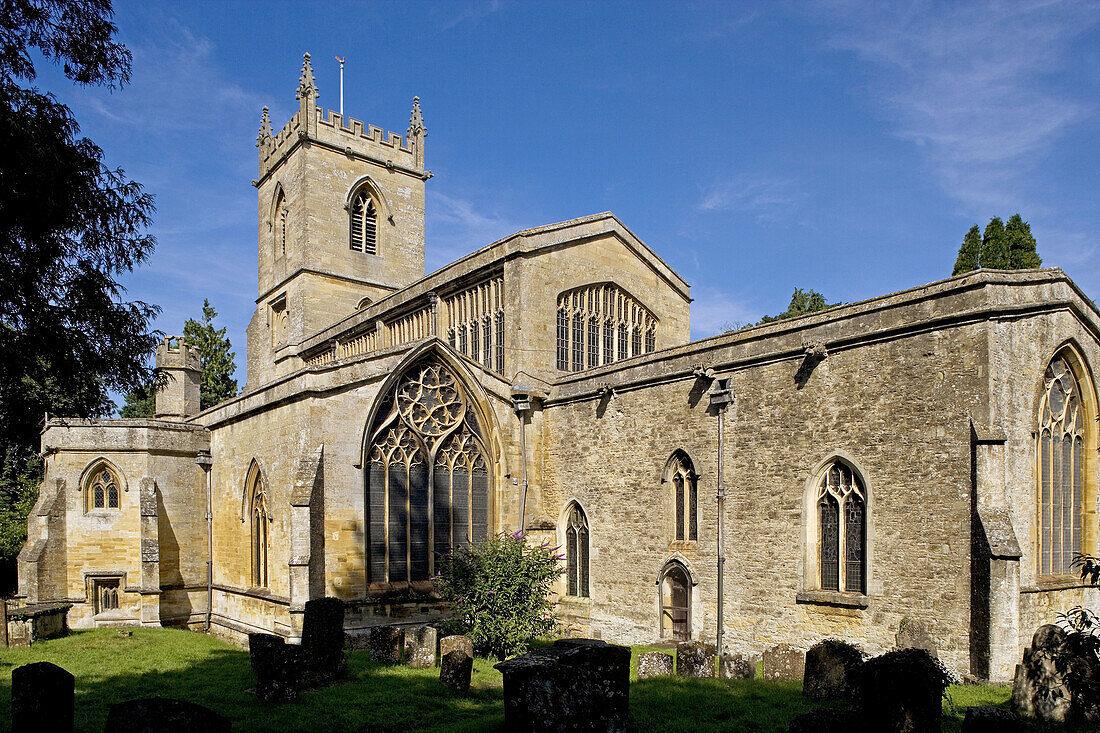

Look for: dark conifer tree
[952,225,981,275]
[979,217,1009,269]
[1005,214,1042,269]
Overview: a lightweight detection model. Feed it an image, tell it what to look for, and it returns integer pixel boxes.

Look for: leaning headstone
[369,625,404,664]
[12,661,74,733]
[404,625,438,668]
[676,640,716,678]
[896,617,938,657]
[787,708,861,733]
[763,643,805,681]
[1011,624,1071,722]
[803,639,864,700]
[637,651,674,679]
[961,706,1022,733]
[301,596,346,684]
[104,697,230,733]
[440,649,474,693]
[248,632,301,702]
[495,638,631,732]
[720,652,756,679]
[856,648,953,733]
[440,634,473,660]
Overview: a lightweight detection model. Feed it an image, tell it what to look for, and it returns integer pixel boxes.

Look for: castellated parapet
[154,336,201,420]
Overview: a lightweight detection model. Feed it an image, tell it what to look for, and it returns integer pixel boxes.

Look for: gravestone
[856,648,952,733]
[495,638,630,732]
[803,639,864,700]
[961,706,1021,733]
[370,625,404,664]
[404,625,438,668]
[440,634,473,660]
[248,632,301,702]
[104,697,230,733]
[787,708,861,733]
[763,643,805,681]
[676,640,715,678]
[1010,624,1071,722]
[301,597,346,684]
[12,661,74,733]
[440,649,474,693]
[637,651,674,679]
[896,617,937,657]
[720,652,756,679]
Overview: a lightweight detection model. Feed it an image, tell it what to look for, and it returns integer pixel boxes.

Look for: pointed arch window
[565,503,590,597]
[668,453,698,542]
[248,467,270,588]
[273,189,288,259]
[555,283,659,372]
[366,359,492,584]
[817,462,865,593]
[659,563,691,640]
[1038,355,1087,576]
[350,190,378,255]
[85,463,121,512]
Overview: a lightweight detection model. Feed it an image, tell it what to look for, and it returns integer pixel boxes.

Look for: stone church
[18,54,1100,682]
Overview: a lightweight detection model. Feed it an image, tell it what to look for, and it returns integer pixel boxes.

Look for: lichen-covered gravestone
[440,649,474,693]
[301,596,346,684]
[763,643,805,681]
[248,632,302,702]
[104,697,230,733]
[720,652,757,679]
[637,651,674,679]
[896,617,938,657]
[1011,624,1071,722]
[404,625,438,668]
[855,648,953,733]
[495,638,631,732]
[370,625,404,664]
[676,640,716,678]
[12,661,74,733]
[440,634,473,660]
[803,640,864,700]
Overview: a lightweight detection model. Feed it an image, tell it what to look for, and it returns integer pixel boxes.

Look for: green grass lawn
[0,629,1070,732]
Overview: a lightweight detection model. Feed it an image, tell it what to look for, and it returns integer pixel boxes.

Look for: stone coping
[795,590,870,609]
[5,602,72,620]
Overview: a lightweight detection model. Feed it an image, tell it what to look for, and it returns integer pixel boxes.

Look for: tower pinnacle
[408,96,426,169]
[256,106,272,148]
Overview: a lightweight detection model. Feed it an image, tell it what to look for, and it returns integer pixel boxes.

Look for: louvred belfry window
[1038,355,1086,576]
[367,360,491,584]
[817,462,865,593]
[350,191,378,254]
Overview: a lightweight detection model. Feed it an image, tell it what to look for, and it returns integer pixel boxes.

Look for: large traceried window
[565,502,590,597]
[555,283,659,372]
[1038,354,1088,576]
[817,462,866,594]
[350,189,378,254]
[367,359,491,584]
[667,452,698,542]
[85,462,121,512]
[248,465,270,588]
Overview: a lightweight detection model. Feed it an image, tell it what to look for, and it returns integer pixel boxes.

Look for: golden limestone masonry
[18,54,1100,682]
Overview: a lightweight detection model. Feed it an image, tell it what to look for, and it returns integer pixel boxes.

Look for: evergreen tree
[1005,214,1042,269]
[979,217,1009,269]
[952,225,981,275]
[183,300,238,410]
[0,0,158,587]
[760,288,839,323]
[119,384,154,418]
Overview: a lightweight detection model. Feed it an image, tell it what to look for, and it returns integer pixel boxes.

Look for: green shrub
[435,532,562,661]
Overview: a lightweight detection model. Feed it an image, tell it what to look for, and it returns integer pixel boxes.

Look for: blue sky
[32,1,1100,397]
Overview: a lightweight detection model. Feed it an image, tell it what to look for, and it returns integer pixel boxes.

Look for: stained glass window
[566,503,590,597]
[817,462,865,593]
[1038,356,1085,575]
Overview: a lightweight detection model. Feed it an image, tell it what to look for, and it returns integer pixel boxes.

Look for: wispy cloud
[430,0,505,32]
[696,176,803,223]
[689,286,758,339]
[817,0,1099,211]
[427,190,523,271]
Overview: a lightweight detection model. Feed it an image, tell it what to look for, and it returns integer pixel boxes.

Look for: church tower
[246,53,429,385]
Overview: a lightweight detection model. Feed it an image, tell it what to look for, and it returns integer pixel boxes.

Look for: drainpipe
[511,387,533,533]
[196,451,213,631]
[707,379,733,655]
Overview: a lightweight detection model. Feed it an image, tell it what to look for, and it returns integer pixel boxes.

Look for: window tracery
[565,502,590,597]
[1038,355,1087,576]
[248,466,270,588]
[555,283,658,372]
[817,462,865,593]
[445,277,505,375]
[367,360,491,584]
[350,190,378,254]
[86,464,120,511]
[668,452,698,542]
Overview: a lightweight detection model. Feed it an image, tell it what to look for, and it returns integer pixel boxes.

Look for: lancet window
[350,190,378,254]
[565,502,590,597]
[273,189,288,259]
[817,462,865,593]
[555,283,658,372]
[1038,355,1087,576]
[367,360,491,584]
[248,466,270,588]
[668,452,698,542]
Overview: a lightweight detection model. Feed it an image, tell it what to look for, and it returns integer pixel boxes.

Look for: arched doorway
[660,563,691,641]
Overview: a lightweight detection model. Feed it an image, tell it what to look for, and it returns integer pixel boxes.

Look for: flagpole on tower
[335,56,345,115]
